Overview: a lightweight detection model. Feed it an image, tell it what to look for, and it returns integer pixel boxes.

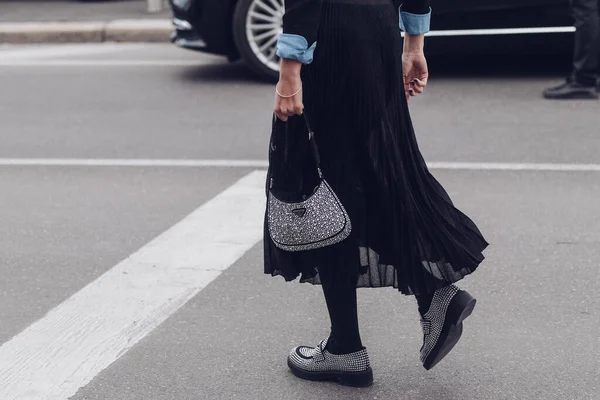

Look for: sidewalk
[0,0,172,43]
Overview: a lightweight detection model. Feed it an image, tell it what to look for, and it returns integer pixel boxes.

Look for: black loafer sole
[423,290,477,371]
[287,359,374,387]
[543,90,598,100]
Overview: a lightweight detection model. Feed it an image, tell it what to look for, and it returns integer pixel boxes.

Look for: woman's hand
[402,34,428,100]
[274,59,304,121]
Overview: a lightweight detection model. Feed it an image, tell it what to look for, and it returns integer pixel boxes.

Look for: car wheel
[233,0,283,82]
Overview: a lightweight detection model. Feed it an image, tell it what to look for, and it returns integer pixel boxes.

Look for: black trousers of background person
[571,0,600,85]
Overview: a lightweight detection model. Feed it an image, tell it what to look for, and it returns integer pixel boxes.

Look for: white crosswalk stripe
[0,171,266,400]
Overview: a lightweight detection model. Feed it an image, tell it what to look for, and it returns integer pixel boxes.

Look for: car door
[423,0,572,56]
[429,0,571,31]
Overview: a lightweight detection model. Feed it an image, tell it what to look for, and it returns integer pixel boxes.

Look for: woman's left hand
[274,59,304,121]
[402,50,429,100]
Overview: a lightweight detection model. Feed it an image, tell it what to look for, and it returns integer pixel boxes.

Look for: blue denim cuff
[399,7,432,35]
[276,33,317,64]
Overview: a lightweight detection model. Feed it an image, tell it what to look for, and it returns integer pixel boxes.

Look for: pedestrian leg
[571,0,600,85]
[320,277,363,354]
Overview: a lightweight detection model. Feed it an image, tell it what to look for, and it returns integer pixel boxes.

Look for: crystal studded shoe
[287,338,373,387]
[420,285,477,370]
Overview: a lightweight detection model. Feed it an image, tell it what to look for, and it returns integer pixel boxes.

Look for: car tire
[232,0,282,82]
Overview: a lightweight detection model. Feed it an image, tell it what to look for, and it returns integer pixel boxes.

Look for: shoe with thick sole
[420,285,477,370]
[287,338,373,387]
[543,81,598,99]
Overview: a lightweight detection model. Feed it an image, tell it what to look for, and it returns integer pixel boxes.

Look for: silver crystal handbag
[267,113,352,252]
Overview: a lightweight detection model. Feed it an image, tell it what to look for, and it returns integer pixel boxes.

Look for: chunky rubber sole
[423,290,477,371]
[287,358,374,387]
[543,91,598,100]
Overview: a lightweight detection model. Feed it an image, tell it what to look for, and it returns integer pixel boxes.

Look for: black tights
[318,267,434,355]
[321,279,364,354]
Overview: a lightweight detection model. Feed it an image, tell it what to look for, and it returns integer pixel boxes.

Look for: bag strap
[303,111,323,179]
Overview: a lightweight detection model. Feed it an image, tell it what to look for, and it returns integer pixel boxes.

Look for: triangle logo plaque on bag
[291,208,307,218]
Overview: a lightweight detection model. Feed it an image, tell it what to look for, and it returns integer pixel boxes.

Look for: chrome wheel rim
[245,0,284,73]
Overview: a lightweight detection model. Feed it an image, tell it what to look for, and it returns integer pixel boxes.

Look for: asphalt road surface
[0,44,598,400]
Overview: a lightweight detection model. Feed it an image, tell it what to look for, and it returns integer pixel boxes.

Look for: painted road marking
[0,59,209,67]
[0,43,144,60]
[0,158,270,168]
[0,170,266,400]
[0,158,600,172]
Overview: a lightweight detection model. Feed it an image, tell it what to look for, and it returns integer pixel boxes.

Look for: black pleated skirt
[263,0,489,296]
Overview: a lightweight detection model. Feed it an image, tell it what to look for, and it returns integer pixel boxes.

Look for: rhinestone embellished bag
[267,113,352,252]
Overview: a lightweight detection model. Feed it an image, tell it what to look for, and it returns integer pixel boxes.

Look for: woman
[264,0,489,387]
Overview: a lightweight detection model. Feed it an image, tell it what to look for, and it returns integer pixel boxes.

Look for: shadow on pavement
[178,54,572,85]
[178,61,268,85]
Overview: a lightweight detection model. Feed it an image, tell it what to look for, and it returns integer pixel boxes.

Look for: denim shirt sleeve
[278,0,322,64]
[276,33,317,64]
[399,6,432,35]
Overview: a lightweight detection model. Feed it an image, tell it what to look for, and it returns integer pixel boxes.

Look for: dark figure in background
[544,0,600,99]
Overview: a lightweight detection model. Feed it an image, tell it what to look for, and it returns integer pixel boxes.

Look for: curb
[0,19,172,44]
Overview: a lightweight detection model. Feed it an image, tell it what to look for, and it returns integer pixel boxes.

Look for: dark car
[170,0,573,81]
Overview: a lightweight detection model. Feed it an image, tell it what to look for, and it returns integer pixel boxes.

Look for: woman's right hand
[402,34,428,100]
[274,59,304,121]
